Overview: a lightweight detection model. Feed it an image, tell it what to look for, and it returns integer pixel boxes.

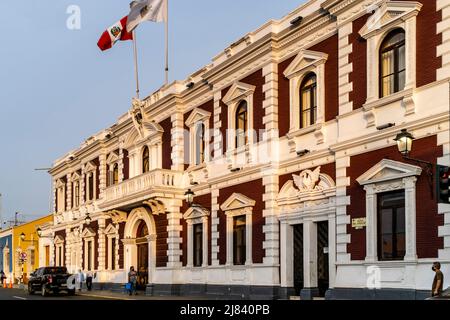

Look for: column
[118,148,125,183]
[202,217,208,268]
[262,169,280,265]
[404,177,418,261]
[98,218,106,271]
[262,61,279,140]
[166,199,183,268]
[211,189,220,266]
[280,222,294,288]
[171,110,185,171]
[213,90,223,160]
[338,22,353,115]
[364,185,377,263]
[335,155,351,263]
[80,165,86,206]
[303,220,317,289]
[226,215,233,266]
[146,235,157,283]
[437,0,450,80]
[99,152,107,198]
[186,221,193,267]
[245,211,253,265]
[66,173,72,211]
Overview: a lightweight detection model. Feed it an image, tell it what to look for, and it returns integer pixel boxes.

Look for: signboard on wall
[352,218,367,230]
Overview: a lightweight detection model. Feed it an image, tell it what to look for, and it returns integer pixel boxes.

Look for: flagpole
[132,29,140,99]
[164,0,169,86]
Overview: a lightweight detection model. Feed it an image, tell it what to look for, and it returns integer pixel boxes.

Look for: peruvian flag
[97,16,133,51]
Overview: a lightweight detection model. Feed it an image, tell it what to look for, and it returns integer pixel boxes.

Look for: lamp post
[85,213,92,226]
[394,129,434,197]
[184,189,195,207]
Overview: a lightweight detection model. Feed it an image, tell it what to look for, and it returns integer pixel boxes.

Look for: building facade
[48,0,450,299]
[0,229,13,282]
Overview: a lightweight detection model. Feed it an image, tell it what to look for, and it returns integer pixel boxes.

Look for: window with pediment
[379,29,405,98]
[71,171,81,209]
[106,152,120,187]
[183,205,210,268]
[185,107,211,167]
[82,228,96,271]
[84,161,97,202]
[55,179,66,213]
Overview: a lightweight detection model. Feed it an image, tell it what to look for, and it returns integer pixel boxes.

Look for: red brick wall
[93,157,100,200]
[309,34,339,122]
[411,0,442,87]
[180,193,212,266]
[155,214,169,267]
[278,56,296,138]
[347,136,444,260]
[349,14,369,110]
[184,100,214,169]
[123,149,129,180]
[218,179,265,264]
[160,118,173,170]
[219,86,231,154]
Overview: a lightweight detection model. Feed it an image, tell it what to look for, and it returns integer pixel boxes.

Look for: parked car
[27,267,75,296]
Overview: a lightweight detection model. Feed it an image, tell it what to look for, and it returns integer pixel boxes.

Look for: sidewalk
[76,289,210,300]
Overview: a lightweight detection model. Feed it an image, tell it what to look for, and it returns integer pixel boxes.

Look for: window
[58,246,62,266]
[377,190,405,261]
[45,246,50,267]
[380,29,405,98]
[195,123,205,165]
[233,216,246,266]
[235,101,248,148]
[193,224,203,267]
[87,241,92,271]
[113,163,119,185]
[111,240,116,270]
[142,146,150,173]
[73,181,80,208]
[87,174,94,201]
[300,73,317,128]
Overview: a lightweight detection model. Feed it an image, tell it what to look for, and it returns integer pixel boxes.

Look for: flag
[126,0,166,32]
[97,16,133,51]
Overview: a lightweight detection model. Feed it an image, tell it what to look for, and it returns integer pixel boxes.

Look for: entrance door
[293,224,304,295]
[136,243,148,290]
[317,221,329,297]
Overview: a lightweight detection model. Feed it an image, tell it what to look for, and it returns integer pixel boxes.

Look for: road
[0,287,116,300]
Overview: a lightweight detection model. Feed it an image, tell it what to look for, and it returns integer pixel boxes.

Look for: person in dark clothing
[432,262,444,297]
[86,271,93,291]
[0,270,5,284]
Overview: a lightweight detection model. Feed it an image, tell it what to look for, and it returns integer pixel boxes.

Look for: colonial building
[48,0,450,299]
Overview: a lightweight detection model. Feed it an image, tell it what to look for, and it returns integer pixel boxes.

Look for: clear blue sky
[0,0,304,222]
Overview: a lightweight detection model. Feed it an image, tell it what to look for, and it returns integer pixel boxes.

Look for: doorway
[136,221,149,290]
[293,224,304,296]
[317,221,329,297]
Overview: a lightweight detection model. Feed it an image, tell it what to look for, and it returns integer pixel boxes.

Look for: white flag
[127,0,166,32]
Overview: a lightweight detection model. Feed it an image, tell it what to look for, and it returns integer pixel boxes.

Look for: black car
[28,267,75,296]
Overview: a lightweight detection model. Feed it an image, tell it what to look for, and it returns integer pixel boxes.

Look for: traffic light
[437,165,450,204]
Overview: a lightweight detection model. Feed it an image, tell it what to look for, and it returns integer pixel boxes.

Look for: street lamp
[184,189,195,207]
[394,129,434,197]
[394,129,414,157]
[20,232,26,241]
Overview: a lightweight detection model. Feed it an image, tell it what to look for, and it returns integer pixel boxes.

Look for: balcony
[99,169,183,210]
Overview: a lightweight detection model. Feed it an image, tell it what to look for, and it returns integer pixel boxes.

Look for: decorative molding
[220,193,256,212]
[222,82,256,106]
[283,50,328,80]
[356,159,422,186]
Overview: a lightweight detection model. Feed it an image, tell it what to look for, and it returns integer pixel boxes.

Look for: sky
[0,0,304,223]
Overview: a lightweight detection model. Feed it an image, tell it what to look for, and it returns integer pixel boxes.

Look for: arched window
[300,73,317,128]
[380,29,405,97]
[136,221,149,239]
[195,123,205,165]
[142,146,150,173]
[235,100,248,148]
[113,163,119,185]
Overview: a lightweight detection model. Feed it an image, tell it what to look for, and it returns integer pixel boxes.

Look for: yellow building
[12,215,53,284]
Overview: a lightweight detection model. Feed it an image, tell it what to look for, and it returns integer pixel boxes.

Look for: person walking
[77,270,85,292]
[86,271,93,291]
[431,262,444,298]
[0,270,5,285]
[128,266,137,296]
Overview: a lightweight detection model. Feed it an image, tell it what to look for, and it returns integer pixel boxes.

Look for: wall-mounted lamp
[85,213,92,225]
[297,149,310,157]
[185,189,195,207]
[290,16,303,25]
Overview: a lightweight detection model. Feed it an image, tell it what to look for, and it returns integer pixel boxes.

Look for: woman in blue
[127,266,137,296]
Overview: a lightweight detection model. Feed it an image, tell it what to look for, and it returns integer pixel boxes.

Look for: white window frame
[106,152,120,187]
[222,82,256,151]
[183,205,210,268]
[71,171,81,209]
[359,1,422,105]
[55,179,66,213]
[283,49,328,135]
[84,161,97,202]
[54,235,65,267]
[220,193,256,266]
[82,228,96,271]
[105,224,119,271]
[185,108,212,167]
[356,159,422,263]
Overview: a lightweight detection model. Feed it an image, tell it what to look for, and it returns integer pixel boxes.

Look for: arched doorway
[136,221,149,290]
[123,207,157,290]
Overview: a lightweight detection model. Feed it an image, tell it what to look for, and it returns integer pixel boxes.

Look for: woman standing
[128,266,137,296]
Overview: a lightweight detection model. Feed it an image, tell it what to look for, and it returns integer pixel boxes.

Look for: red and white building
[47,0,450,299]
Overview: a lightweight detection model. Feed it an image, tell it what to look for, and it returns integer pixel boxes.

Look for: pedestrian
[77,270,85,292]
[0,270,5,284]
[128,266,137,296]
[431,262,444,298]
[86,271,93,291]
